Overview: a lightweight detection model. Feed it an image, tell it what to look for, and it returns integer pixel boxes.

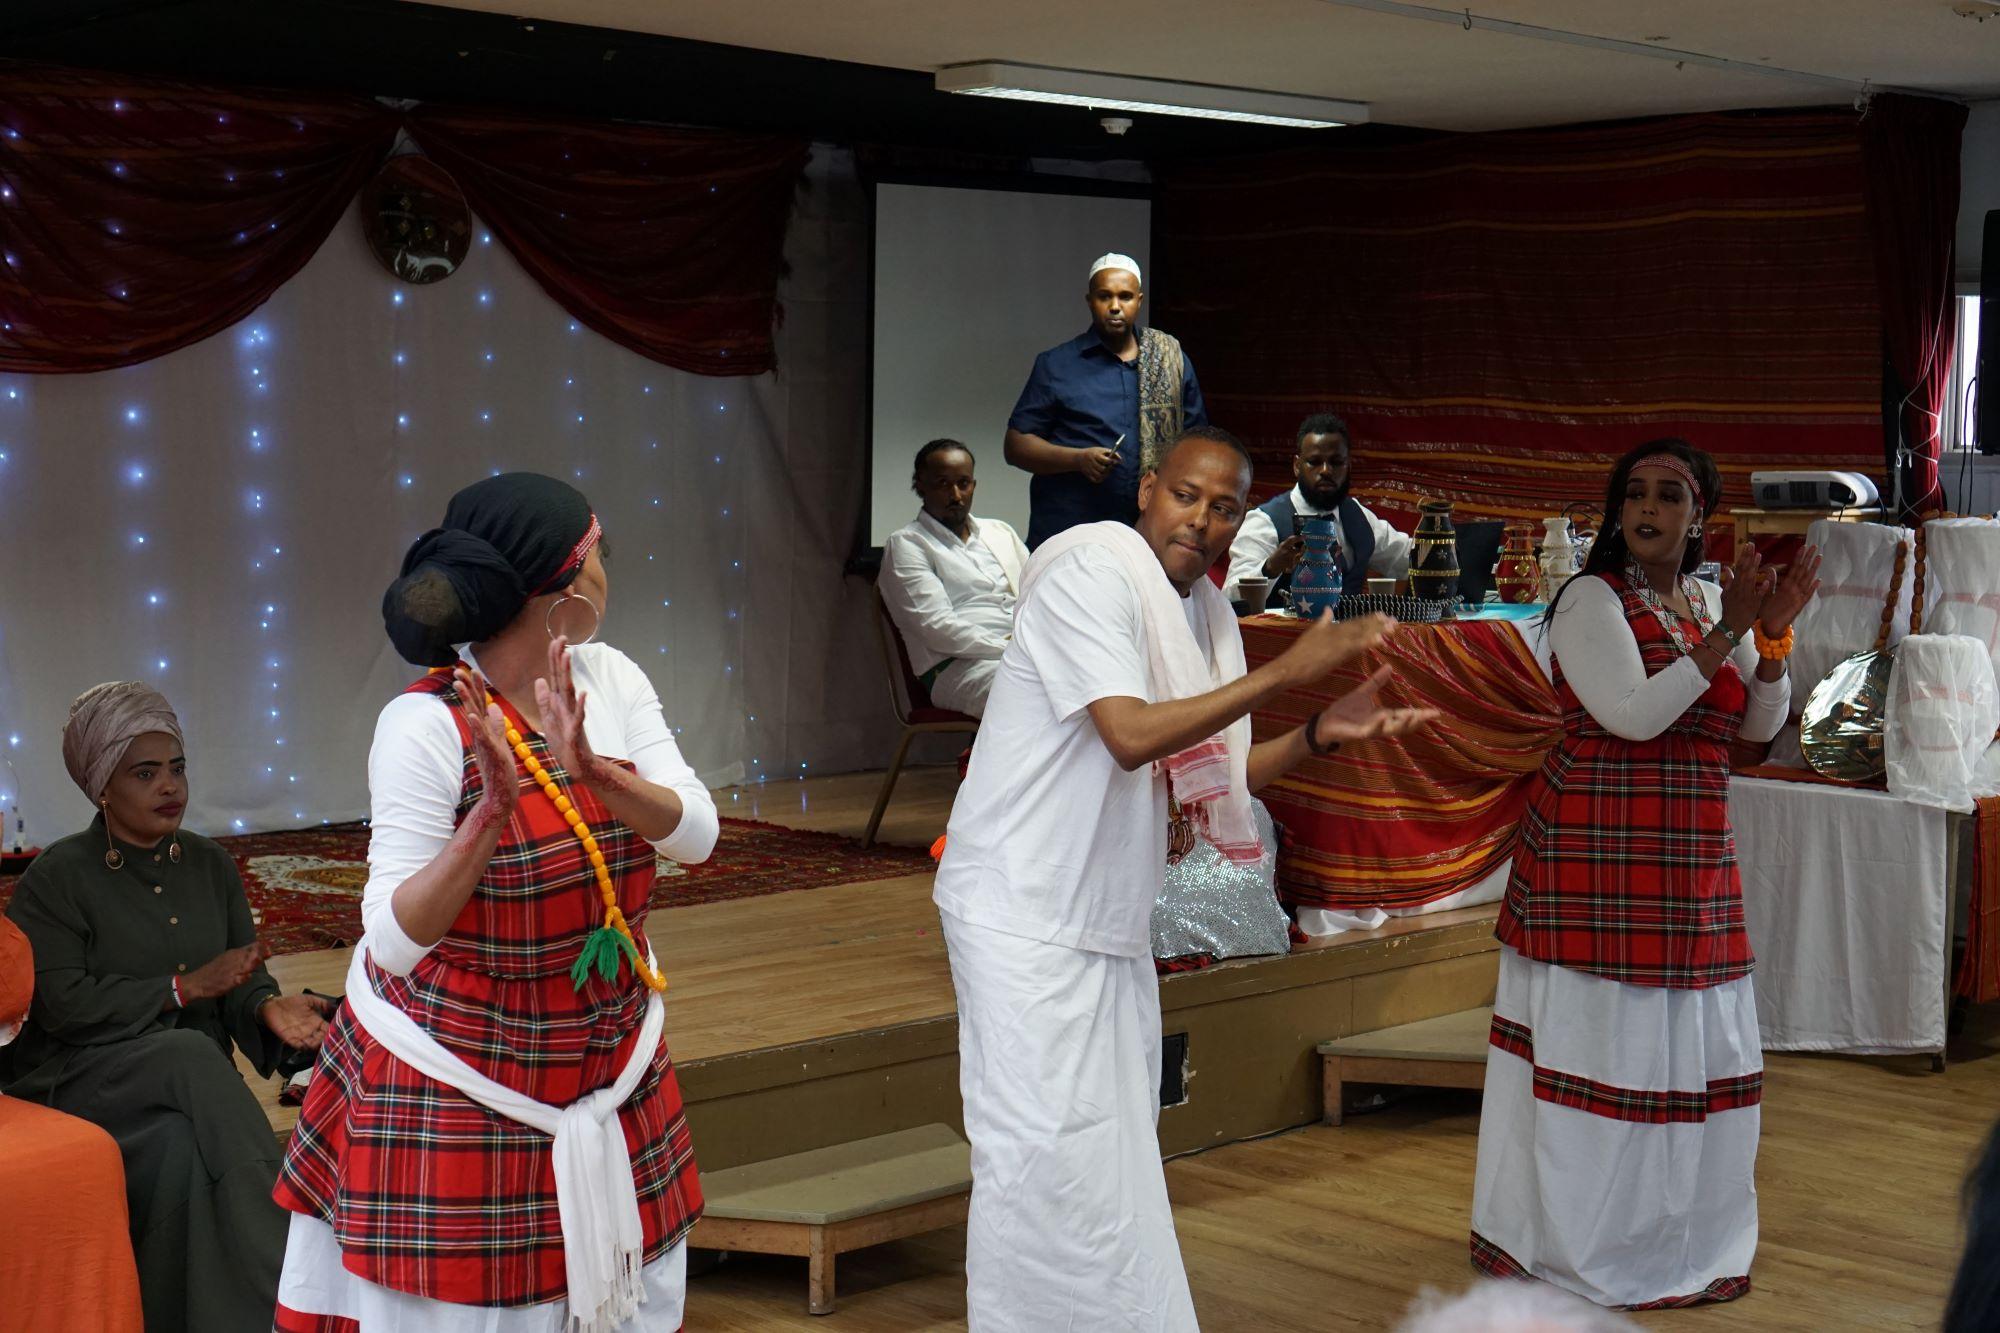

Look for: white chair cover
[1789,520,1913,714]
[1920,516,2000,690]
[1886,634,2000,812]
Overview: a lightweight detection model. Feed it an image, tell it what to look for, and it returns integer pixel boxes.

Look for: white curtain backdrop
[0,144,890,846]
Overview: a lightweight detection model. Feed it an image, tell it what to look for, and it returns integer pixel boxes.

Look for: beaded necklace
[497,711,668,994]
[445,668,667,994]
[1624,558,1715,654]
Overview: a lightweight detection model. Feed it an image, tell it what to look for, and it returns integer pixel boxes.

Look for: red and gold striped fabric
[1156,110,1882,534]
[1243,617,1559,910]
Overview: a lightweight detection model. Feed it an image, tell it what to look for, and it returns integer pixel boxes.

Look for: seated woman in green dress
[1,681,332,1333]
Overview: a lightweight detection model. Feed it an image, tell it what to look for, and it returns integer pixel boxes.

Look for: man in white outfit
[879,439,1029,718]
[934,426,1437,1330]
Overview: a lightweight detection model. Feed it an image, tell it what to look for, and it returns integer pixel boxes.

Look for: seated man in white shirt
[878,439,1029,718]
[1222,412,1412,605]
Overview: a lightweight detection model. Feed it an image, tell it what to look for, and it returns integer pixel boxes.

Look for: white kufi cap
[1088,252,1142,286]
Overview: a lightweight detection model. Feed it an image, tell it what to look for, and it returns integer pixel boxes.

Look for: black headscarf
[383,472,600,667]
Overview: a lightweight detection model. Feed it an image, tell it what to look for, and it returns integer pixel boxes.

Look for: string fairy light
[0,200,782,843]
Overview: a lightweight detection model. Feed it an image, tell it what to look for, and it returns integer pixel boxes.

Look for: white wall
[869,183,1152,546]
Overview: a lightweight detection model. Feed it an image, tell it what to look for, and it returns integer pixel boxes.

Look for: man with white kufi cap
[1004,252,1208,549]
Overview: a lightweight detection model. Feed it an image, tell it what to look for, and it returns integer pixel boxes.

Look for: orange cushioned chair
[866,594,979,847]
[0,914,144,1333]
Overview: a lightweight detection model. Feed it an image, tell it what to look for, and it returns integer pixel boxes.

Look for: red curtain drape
[0,62,398,373]
[408,108,806,377]
[0,62,809,377]
[1859,93,1969,518]
[1156,111,1885,530]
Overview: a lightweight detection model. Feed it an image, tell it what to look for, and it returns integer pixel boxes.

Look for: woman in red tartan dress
[1469,441,1819,1310]
[273,475,716,1332]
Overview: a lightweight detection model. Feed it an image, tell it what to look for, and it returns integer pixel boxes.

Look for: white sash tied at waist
[345,938,666,1333]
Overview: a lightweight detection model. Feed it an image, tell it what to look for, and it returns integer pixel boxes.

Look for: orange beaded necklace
[441,667,667,994]
[497,712,668,994]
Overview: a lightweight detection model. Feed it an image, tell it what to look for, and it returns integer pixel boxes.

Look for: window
[1944,293,1982,452]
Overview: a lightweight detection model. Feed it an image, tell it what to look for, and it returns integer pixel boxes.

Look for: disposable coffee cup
[1236,577,1272,614]
[1367,577,1396,596]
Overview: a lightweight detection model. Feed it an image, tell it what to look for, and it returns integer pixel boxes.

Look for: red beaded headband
[1630,454,1704,513]
[532,512,602,595]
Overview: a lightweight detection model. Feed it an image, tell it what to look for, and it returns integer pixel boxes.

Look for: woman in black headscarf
[274,473,717,1332]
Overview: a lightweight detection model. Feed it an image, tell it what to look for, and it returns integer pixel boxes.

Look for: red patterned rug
[0,818,936,957]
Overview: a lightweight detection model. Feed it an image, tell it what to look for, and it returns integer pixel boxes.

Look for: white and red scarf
[1020,521,1264,864]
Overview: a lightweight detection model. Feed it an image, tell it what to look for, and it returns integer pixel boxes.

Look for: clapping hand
[537,636,604,785]
[184,940,270,1002]
[1756,544,1822,637]
[1311,666,1441,749]
[259,992,334,1050]
[455,667,520,819]
[1716,542,1767,636]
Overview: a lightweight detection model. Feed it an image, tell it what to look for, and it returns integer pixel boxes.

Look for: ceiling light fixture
[936,62,1367,129]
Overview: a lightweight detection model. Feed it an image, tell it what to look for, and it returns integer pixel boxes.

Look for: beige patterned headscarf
[61,681,183,803]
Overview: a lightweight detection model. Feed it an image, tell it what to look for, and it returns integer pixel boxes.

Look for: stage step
[1318,1005,1493,1126]
[688,1123,971,1315]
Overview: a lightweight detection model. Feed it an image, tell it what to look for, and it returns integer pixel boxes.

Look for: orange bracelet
[1752,623,1795,662]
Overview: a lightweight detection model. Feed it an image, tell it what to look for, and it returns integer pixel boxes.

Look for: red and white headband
[1630,454,1704,513]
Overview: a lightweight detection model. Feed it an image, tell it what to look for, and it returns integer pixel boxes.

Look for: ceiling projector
[1749,470,1880,510]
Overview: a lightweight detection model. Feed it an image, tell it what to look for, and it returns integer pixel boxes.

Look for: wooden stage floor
[257,766,1999,1330]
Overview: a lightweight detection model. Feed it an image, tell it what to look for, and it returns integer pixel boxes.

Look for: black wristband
[1304,710,1341,757]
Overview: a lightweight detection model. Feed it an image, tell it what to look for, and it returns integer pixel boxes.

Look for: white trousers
[941,909,1199,1332]
[932,658,1000,718]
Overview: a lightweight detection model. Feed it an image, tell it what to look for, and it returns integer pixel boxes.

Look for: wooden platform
[1319,1006,1492,1125]
[253,766,1499,1165]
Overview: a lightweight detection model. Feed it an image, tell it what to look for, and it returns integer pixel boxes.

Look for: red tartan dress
[273,672,702,1310]
[1498,573,1755,989]
[1469,571,1765,1310]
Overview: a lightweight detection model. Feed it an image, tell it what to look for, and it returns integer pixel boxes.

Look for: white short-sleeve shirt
[933,545,1206,958]
[361,642,719,974]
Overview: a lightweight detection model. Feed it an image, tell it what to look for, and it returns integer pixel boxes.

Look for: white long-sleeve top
[878,511,1029,676]
[1548,576,1790,744]
[1221,486,1413,600]
[361,642,718,975]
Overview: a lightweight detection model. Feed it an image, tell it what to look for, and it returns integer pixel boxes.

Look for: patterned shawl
[1136,327,1189,475]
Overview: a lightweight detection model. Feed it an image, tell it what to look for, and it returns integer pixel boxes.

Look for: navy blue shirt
[1007,328,1207,549]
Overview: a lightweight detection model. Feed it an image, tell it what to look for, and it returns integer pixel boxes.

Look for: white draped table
[1731,777,1958,1057]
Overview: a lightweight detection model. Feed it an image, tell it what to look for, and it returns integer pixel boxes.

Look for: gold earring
[101,801,123,871]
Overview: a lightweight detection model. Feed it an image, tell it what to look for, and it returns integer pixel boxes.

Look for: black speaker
[1160,1031,1189,1108]
[1981,210,1999,455]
